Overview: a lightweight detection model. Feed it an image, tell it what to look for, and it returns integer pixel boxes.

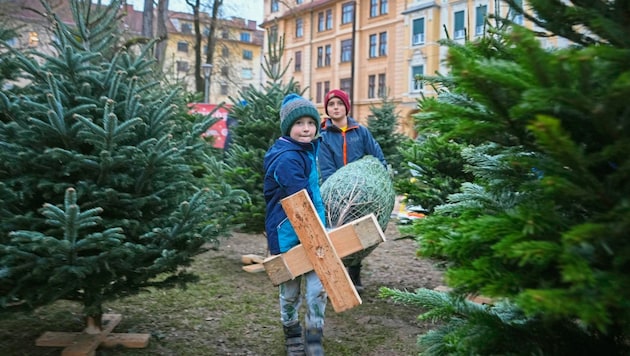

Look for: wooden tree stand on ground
[36,313,150,355]
[263,189,386,313]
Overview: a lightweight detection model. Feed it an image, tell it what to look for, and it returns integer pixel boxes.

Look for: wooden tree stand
[36,313,150,356]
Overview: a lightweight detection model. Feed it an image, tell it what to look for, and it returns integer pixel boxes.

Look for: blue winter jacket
[319,116,387,182]
[263,136,326,255]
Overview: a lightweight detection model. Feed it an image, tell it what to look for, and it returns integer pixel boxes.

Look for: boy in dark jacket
[318,89,387,291]
[263,93,327,356]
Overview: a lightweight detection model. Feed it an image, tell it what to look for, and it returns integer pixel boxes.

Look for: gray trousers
[279,270,327,330]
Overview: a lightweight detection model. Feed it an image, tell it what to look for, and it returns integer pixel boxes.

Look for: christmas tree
[222,32,305,234]
[0,0,246,330]
[367,94,410,178]
[384,0,630,354]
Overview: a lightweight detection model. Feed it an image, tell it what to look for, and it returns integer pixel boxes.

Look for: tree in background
[222,32,303,234]
[383,0,630,354]
[367,94,410,179]
[0,0,245,330]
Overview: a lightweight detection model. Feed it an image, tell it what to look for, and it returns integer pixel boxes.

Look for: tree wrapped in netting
[320,155,395,233]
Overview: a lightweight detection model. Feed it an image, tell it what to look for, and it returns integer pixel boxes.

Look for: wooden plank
[241,254,265,265]
[280,190,361,313]
[242,263,265,273]
[263,214,385,286]
[60,314,122,356]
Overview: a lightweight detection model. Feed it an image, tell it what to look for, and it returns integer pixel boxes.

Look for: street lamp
[202,63,213,103]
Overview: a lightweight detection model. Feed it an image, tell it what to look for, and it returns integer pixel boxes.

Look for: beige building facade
[261,0,539,137]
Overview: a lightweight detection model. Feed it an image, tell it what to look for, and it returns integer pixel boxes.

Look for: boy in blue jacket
[263,93,327,356]
[318,89,387,291]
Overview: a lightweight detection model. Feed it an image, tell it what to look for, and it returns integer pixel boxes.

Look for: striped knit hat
[280,94,321,136]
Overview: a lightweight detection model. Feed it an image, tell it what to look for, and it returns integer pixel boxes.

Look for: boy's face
[289,116,318,143]
[326,97,347,120]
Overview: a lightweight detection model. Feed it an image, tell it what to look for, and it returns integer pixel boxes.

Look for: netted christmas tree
[383,0,630,354]
[0,0,246,330]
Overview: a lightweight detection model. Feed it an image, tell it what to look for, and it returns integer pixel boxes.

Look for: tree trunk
[155,0,169,67]
[205,0,223,98]
[141,0,153,38]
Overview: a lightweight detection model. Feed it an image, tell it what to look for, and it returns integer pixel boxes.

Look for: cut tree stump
[264,189,386,313]
[36,314,150,356]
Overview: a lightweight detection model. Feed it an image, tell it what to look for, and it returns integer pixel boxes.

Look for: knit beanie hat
[324,89,351,116]
[280,93,321,136]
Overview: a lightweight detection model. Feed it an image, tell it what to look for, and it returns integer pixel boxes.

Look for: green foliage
[222,33,303,233]
[387,1,630,354]
[0,0,246,318]
[367,95,410,177]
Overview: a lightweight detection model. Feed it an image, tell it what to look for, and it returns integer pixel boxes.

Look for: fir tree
[222,33,304,234]
[384,1,630,354]
[367,94,410,177]
[0,0,246,329]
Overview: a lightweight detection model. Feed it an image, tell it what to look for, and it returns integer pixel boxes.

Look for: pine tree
[367,94,410,177]
[384,1,630,354]
[0,0,246,328]
[222,33,303,234]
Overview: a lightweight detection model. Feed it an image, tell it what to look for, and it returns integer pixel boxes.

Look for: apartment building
[261,0,539,137]
[165,13,265,104]
[3,0,264,105]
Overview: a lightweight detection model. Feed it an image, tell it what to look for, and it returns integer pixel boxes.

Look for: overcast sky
[122,0,264,25]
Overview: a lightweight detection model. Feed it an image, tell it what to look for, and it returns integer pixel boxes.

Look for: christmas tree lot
[384,0,630,354]
[0,0,246,341]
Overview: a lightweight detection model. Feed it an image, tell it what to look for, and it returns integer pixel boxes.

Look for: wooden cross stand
[35,313,150,355]
[263,189,386,313]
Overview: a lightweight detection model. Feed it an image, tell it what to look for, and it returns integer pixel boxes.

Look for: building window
[176,60,189,72]
[324,44,332,66]
[324,81,330,97]
[177,41,189,52]
[318,12,325,32]
[242,50,253,60]
[370,0,378,17]
[342,2,354,24]
[271,0,279,12]
[221,66,229,76]
[380,0,388,15]
[296,0,303,4]
[340,39,352,62]
[378,73,386,97]
[379,32,387,56]
[222,29,229,39]
[412,18,425,45]
[326,9,333,30]
[203,27,210,36]
[295,18,304,38]
[454,10,466,39]
[411,65,424,92]
[317,46,324,67]
[240,32,251,42]
[221,83,229,95]
[181,23,192,34]
[316,82,322,103]
[368,75,375,98]
[222,46,229,57]
[510,0,523,25]
[475,5,487,36]
[295,51,302,72]
[242,68,253,80]
[340,78,351,100]
[369,34,377,58]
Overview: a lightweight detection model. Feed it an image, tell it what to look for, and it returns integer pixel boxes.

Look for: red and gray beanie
[324,89,351,116]
[280,93,321,136]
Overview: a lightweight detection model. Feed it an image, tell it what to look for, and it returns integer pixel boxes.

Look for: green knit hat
[280,94,321,136]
